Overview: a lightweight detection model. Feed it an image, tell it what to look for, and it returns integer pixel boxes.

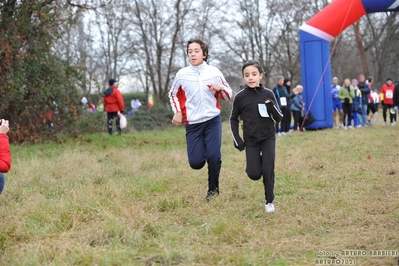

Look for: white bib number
[280,97,287,107]
[258,104,269,117]
[386,91,393,99]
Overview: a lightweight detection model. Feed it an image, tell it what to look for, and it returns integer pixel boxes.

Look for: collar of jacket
[245,84,262,90]
[189,61,208,72]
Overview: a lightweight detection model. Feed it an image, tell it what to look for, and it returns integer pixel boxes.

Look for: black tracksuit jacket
[230,85,284,150]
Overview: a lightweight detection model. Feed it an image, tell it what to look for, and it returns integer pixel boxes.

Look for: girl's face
[187,43,205,66]
[243,65,263,88]
[344,79,350,87]
[352,81,358,87]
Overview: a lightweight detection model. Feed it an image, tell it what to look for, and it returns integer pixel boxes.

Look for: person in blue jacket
[351,79,362,128]
[291,85,304,131]
[331,77,343,128]
[357,74,371,126]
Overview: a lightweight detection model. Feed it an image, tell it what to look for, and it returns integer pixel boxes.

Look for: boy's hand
[172,112,183,126]
[210,84,224,92]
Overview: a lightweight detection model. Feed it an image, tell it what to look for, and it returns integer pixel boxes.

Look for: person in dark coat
[230,60,283,213]
[273,76,294,135]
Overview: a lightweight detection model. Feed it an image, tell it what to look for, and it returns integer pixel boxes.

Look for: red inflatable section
[307,0,367,38]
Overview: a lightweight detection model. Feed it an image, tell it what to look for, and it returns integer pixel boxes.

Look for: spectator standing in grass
[291,85,304,131]
[169,38,232,202]
[273,76,293,136]
[380,78,396,126]
[393,80,399,124]
[103,78,125,135]
[339,78,355,130]
[0,119,11,195]
[351,79,362,128]
[331,77,343,129]
[367,90,378,126]
[230,60,283,213]
[366,76,378,124]
[357,74,370,127]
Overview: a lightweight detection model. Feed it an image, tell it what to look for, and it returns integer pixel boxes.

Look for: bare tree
[52,0,399,98]
[131,0,192,102]
[93,0,133,87]
[217,0,279,88]
[364,12,399,84]
[353,21,370,76]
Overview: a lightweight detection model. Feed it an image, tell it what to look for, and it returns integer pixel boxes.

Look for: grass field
[1,119,399,265]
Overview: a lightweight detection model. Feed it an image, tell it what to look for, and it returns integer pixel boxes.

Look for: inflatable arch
[299,0,399,129]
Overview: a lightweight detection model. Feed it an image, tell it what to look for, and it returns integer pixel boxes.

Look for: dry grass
[1,119,398,265]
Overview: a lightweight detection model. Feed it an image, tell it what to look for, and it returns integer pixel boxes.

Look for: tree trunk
[353,21,369,76]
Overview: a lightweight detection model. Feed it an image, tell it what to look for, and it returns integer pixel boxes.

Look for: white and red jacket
[169,62,232,125]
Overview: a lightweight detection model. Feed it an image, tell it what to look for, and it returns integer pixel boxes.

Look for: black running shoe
[206,189,219,202]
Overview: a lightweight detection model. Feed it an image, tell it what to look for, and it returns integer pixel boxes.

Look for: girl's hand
[265,100,271,104]
[0,119,9,134]
[172,112,183,126]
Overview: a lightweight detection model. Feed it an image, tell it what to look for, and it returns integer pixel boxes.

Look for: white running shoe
[348,126,353,130]
[265,203,275,213]
[392,122,397,126]
[281,132,287,136]
[383,122,386,126]
[356,125,362,128]
[344,126,347,130]
[277,132,282,136]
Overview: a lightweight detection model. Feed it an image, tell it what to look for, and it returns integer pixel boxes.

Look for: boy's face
[242,65,263,88]
[187,43,205,66]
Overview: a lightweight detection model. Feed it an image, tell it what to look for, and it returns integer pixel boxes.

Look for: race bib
[386,91,393,99]
[258,104,269,117]
[280,97,287,106]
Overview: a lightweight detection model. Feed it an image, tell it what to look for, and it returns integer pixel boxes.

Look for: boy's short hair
[187,38,209,62]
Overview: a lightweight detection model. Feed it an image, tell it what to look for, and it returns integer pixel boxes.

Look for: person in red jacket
[0,119,11,195]
[103,78,125,135]
[380,78,396,126]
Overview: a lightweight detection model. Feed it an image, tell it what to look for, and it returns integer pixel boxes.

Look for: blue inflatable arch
[299,0,399,129]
